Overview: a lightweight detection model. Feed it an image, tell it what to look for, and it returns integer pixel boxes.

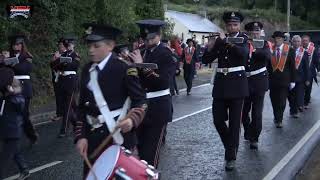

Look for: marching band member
[0,68,30,180]
[242,21,271,149]
[202,11,249,171]
[75,23,147,177]
[50,35,80,137]
[7,35,39,145]
[50,38,67,122]
[129,19,176,168]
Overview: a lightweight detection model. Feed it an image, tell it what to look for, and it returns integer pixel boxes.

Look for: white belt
[14,75,30,80]
[146,89,170,99]
[86,108,122,128]
[216,66,245,75]
[246,67,267,77]
[61,71,76,76]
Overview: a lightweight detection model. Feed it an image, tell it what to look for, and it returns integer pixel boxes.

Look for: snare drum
[86,145,159,180]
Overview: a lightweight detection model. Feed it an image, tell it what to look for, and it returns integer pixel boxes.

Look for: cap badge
[85,26,93,35]
[254,22,258,27]
[231,12,235,17]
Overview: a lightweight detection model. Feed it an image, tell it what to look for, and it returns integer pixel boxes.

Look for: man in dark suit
[202,11,249,171]
[50,35,80,137]
[181,38,196,95]
[242,21,271,150]
[74,23,147,177]
[302,35,319,108]
[288,35,310,117]
[267,31,296,128]
[129,19,176,168]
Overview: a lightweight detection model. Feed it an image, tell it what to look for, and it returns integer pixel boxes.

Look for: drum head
[86,145,120,180]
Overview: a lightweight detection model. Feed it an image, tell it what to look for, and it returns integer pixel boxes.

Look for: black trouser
[213,98,244,161]
[242,93,265,142]
[183,65,194,93]
[53,81,63,117]
[0,138,28,179]
[137,123,166,168]
[59,89,76,134]
[288,82,305,114]
[23,98,37,141]
[170,74,178,95]
[304,78,313,106]
[270,86,288,123]
[58,76,77,134]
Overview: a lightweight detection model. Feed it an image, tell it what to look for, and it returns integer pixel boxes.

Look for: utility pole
[274,0,277,10]
[287,0,290,33]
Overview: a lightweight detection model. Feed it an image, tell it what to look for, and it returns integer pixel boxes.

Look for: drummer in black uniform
[242,22,271,149]
[50,35,80,137]
[7,35,39,144]
[74,23,147,177]
[50,38,67,122]
[129,19,176,167]
[202,11,249,171]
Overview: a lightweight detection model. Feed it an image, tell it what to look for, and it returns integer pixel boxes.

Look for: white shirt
[89,52,112,72]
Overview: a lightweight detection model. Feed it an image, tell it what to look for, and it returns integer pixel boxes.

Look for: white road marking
[179,83,210,92]
[262,119,320,180]
[4,161,63,180]
[171,107,212,123]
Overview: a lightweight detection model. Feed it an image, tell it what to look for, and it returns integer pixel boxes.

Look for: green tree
[135,0,164,20]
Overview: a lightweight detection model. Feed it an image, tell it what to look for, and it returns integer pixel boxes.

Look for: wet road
[3,81,320,180]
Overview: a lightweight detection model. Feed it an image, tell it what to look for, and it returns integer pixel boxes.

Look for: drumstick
[89,127,119,159]
[84,154,98,180]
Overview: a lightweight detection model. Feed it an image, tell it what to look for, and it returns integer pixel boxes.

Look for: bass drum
[86,145,159,180]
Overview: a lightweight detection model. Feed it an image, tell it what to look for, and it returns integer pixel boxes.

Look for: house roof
[165,10,222,33]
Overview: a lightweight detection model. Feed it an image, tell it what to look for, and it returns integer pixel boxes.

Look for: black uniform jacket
[74,53,147,143]
[246,41,271,95]
[202,32,249,99]
[0,94,25,139]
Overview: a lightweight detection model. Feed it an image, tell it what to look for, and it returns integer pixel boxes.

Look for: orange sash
[271,43,290,72]
[295,47,304,69]
[307,42,315,66]
[184,47,195,64]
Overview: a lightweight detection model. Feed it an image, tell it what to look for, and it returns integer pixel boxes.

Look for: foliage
[0,0,167,109]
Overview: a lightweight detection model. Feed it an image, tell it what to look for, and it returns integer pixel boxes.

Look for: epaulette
[127,67,138,77]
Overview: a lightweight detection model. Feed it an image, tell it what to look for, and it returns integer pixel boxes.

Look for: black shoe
[291,113,299,118]
[29,132,39,145]
[244,131,250,141]
[18,171,30,180]
[225,160,235,171]
[298,107,304,112]
[187,91,191,96]
[250,141,258,150]
[176,90,179,95]
[275,122,283,128]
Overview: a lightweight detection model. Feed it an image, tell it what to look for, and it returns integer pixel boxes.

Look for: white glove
[289,82,296,90]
